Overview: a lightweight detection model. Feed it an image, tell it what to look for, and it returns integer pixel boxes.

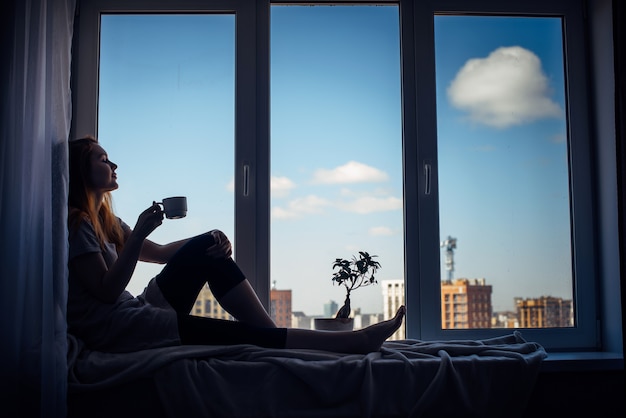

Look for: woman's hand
[132,202,164,240]
[206,229,233,259]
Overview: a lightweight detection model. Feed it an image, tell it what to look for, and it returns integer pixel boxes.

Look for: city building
[441,278,493,329]
[323,300,338,318]
[516,296,574,328]
[382,280,406,340]
[292,311,314,329]
[491,311,520,328]
[352,308,384,330]
[270,283,292,328]
[193,284,233,320]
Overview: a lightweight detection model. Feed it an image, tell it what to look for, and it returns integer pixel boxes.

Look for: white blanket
[67,331,546,418]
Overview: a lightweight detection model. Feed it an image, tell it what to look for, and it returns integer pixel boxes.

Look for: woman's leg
[177,314,287,348]
[217,280,277,328]
[176,306,405,353]
[156,232,276,327]
[284,306,406,353]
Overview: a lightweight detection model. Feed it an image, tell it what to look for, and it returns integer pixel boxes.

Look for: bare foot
[284,306,405,353]
[357,305,405,353]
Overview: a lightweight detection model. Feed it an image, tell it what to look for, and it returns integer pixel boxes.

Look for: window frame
[71,0,622,357]
[408,0,598,350]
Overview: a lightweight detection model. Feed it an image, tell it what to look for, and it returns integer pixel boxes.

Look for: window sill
[540,351,624,372]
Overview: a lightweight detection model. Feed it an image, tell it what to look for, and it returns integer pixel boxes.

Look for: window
[435,15,573,330]
[409,0,598,350]
[72,0,620,354]
[270,5,404,333]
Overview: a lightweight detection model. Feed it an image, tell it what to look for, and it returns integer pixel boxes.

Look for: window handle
[424,161,431,195]
[243,164,250,197]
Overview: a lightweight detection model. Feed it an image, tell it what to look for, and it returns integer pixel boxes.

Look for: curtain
[614,0,626,351]
[0,0,76,416]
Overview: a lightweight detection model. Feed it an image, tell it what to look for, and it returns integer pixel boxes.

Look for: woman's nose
[109,161,118,169]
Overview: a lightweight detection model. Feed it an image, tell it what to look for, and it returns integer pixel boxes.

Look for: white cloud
[339,186,395,198]
[271,206,297,219]
[271,175,296,198]
[312,161,389,184]
[271,195,331,219]
[369,226,395,236]
[447,46,562,128]
[337,196,402,214]
[272,192,402,220]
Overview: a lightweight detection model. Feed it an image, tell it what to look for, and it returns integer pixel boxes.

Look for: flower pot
[314,317,354,331]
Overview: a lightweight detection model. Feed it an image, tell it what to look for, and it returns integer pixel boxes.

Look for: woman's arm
[138,229,234,264]
[139,237,190,264]
[119,219,189,263]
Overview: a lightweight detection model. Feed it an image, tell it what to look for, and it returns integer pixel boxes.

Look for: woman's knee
[206,229,229,244]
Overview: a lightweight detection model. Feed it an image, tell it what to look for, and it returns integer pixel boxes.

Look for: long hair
[68,136,124,252]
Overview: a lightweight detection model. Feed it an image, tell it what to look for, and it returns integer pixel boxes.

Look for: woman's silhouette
[67,136,404,354]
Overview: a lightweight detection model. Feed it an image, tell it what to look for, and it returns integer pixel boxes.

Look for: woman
[67,136,405,354]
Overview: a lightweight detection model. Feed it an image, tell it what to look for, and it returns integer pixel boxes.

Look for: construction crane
[440,236,457,281]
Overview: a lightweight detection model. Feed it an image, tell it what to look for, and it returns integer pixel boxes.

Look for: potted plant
[314,251,381,331]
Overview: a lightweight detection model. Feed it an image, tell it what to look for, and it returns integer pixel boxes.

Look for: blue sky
[98,6,572,318]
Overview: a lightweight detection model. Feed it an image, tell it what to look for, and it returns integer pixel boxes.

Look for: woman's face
[88,144,118,193]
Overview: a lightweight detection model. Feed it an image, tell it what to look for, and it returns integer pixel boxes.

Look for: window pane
[270,6,404,338]
[434,16,574,329]
[98,14,235,312]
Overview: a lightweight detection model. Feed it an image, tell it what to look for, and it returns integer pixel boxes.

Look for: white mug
[159,196,187,219]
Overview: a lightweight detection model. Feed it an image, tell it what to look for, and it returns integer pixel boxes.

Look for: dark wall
[525,2,626,416]
[614,0,626,361]
[524,370,625,417]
